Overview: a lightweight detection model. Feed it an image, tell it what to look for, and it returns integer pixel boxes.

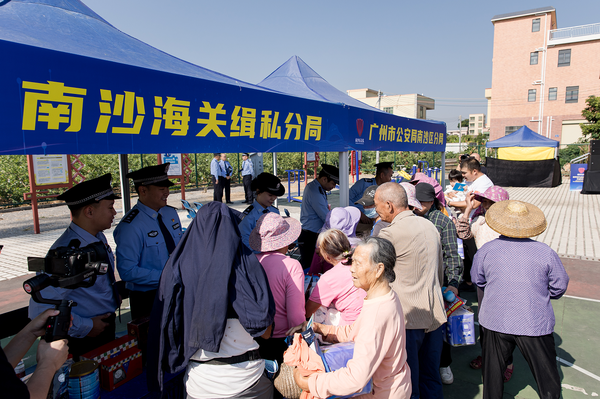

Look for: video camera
[23,239,110,342]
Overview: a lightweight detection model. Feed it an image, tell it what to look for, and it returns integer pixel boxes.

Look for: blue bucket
[68,360,100,399]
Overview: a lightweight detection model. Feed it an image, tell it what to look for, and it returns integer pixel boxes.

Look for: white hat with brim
[485,200,547,238]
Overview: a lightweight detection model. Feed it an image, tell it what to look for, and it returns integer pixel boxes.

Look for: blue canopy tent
[0,0,447,208]
[485,126,561,187]
[258,55,449,203]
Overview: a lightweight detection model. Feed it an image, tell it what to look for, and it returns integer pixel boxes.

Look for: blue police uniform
[114,202,183,292]
[238,200,280,253]
[241,158,255,203]
[349,178,376,213]
[241,159,254,177]
[28,223,119,338]
[300,179,329,233]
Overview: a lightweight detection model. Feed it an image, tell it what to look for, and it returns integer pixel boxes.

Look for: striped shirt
[422,208,463,287]
[379,210,446,332]
[471,236,569,336]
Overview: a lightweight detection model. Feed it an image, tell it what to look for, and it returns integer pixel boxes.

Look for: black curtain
[486,157,560,188]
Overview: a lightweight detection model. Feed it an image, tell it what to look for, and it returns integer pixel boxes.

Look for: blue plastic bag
[315,341,373,399]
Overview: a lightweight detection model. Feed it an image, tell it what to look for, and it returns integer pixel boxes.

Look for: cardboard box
[81,335,142,391]
[444,296,465,317]
[443,307,476,346]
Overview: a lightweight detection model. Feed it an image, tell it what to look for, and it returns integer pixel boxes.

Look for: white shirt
[185,319,264,398]
[466,174,493,219]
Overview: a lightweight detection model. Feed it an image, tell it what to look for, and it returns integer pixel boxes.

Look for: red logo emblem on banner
[356,119,364,137]
[579,168,585,173]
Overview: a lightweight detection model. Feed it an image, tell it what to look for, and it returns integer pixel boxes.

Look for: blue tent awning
[486,126,559,148]
[0,0,446,156]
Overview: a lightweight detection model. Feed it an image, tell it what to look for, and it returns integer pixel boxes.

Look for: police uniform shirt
[349,178,376,213]
[28,222,119,339]
[210,158,225,180]
[300,179,329,233]
[239,199,280,253]
[114,202,183,292]
[221,160,233,177]
[241,159,254,177]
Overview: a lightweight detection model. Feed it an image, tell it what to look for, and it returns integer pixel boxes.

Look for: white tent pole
[339,151,349,207]
[118,154,131,215]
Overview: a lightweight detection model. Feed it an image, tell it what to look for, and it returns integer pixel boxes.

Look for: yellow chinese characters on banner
[369,122,443,145]
[20,79,324,143]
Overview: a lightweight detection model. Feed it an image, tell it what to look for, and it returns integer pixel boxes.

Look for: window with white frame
[528,89,536,102]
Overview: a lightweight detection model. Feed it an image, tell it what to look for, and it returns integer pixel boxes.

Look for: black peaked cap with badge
[251,173,285,196]
[320,164,340,184]
[127,163,174,187]
[57,173,120,208]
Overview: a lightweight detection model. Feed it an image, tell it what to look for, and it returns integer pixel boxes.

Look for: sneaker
[440,366,454,385]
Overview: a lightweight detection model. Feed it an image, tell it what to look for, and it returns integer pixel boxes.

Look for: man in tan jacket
[375,182,446,399]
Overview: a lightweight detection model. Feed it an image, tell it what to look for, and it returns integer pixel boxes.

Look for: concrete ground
[1,176,600,398]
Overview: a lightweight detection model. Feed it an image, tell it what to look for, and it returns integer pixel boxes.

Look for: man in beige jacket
[375,182,446,399]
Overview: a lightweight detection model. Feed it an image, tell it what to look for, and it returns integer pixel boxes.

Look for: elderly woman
[454,186,514,380]
[249,212,306,371]
[290,237,412,399]
[308,207,361,275]
[305,229,367,325]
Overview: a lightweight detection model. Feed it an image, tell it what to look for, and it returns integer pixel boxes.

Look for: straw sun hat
[249,212,301,253]
[485,200,547,238]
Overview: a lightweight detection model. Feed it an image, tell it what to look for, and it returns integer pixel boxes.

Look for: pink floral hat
[474,186,509,203]
[249,212,301,253]
[400,182,423,210]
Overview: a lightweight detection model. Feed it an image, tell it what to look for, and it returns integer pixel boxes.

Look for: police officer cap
[320,164,339,184]
[251,173,285,196]
[375,162,394,171]
[242,153,250,157]
[57,173,120,208]
[355,185,377,207]
[126,163,174,187]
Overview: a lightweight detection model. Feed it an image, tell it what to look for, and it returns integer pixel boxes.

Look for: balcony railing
[549,23,600,41]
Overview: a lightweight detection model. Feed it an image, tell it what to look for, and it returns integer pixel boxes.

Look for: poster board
[32,155,69,186]
[160,153,182,176]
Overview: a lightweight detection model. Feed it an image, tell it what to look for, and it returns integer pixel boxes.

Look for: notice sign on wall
[33,155,68,185]
[161,153,182,176]
[570,163,587,191]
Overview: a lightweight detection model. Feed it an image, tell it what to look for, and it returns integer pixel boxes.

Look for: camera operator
[28,174,121,358]
[2,309,69,399]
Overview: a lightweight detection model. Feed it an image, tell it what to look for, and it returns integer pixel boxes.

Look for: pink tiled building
[487,6,600,144]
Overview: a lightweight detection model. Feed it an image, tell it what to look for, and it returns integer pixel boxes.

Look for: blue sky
[83,0,599,128]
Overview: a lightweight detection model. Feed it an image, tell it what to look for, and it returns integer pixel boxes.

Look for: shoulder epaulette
[364,178,374,182]
[121,209,139,223]
[239,205,254,222]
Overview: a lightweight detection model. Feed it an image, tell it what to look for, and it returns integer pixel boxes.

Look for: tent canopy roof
[258,55,380,111]
[0,0,268,91]
[486,125,559,148]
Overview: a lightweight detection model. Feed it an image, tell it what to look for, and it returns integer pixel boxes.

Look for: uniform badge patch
[122,209,139,223]
[148,231,158,237]
[172,223,180,230]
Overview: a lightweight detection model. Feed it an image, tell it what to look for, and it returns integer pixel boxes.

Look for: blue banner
[1,41,446,155]
[570,163,587,191]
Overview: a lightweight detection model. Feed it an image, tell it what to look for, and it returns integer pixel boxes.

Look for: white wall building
[347,88,435,119]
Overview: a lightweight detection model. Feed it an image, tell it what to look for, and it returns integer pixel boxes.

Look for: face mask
[364,207,378,219]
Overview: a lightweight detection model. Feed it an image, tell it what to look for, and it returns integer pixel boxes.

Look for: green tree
[580,95,600,141]
[460,118,469,128]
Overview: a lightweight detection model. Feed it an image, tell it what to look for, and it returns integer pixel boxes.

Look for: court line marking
[563,295,600,303]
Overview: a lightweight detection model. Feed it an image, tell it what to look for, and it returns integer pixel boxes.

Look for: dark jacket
[147,202,275,391]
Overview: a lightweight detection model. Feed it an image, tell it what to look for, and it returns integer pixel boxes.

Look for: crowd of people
[1,154,569,399]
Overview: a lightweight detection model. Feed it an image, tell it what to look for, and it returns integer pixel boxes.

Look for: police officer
[298,164,339,269]
[210,153,225,202]
[114,163,183,320]
[238,172,285,253]
[220,153,234,204]
[240,153,254,204]
[28,174,121,358]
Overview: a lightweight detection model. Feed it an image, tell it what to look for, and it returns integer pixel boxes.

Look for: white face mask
[364,207,378,219]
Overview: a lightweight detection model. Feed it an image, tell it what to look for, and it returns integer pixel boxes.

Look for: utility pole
[458,115,462,153]
[376,90,382,164]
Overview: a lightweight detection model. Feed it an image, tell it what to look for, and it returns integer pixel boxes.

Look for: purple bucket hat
[249,212,301,253]
[400,182,423,210]
[320,206,361,237]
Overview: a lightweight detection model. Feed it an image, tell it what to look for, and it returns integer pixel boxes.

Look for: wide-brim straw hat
[485,200,547,238]
[249,212,301,252]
